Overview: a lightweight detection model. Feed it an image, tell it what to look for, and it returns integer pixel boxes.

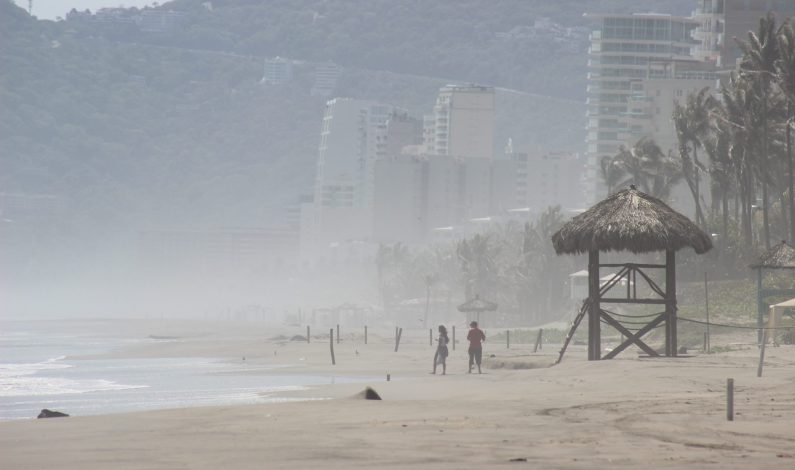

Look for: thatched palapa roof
[552,186,713,255]
[750,241,795,269]
[457,295,498,312]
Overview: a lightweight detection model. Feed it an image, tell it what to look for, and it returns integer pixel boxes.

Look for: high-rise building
[625,60,717,154]
[372,153,533,244]
[372,156,425,244]
[302,98,395,260]
[692,0,795,68]
[525,152,587,212]
[424,85,495,159]
[384,112,423,159]
[314,98,393,210]
[584,13,708,203]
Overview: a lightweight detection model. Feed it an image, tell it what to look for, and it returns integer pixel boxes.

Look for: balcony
[620,110,651,119]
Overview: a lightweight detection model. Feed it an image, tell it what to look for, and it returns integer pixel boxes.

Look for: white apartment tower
[314,98,393,210]
[302,98,393,259]
[424,85,495,159]
[584,13,704,203]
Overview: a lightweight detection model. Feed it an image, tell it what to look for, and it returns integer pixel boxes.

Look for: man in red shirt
[467,321,486,374]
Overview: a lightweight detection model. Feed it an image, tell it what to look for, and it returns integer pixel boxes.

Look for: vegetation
[376,207,579,326]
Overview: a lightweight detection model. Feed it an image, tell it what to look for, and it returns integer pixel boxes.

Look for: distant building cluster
[298,85,585,264]
[583,0,795,205]
[260,58,343,98]
[65,7,186,33]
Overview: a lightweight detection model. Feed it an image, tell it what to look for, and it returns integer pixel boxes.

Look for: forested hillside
[1,0,693,283]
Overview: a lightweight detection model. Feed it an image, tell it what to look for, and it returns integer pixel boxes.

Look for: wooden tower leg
[588,250,601,360]
[756,268,764,345]
[665,250,677,357]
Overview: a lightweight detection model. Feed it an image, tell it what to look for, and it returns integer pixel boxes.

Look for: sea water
[0,320,369,420]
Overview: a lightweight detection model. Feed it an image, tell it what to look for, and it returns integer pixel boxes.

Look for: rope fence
[678,317,795,330]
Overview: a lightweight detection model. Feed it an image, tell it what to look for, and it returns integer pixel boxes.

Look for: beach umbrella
[457,294,498,324]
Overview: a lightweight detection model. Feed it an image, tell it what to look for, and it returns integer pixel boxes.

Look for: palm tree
[736,12,785,248]
[456,234,499,300]
[673,87,715,227]
[375,243,410,309]
[599,153,627,196]
[702,115,735,249]
[606,138,682,202]
[622,138,683,201]
[430,246,460,320]
[776,21,795,241]
[718,73,764,248]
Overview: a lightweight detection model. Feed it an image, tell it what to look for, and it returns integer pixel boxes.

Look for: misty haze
[1,1,795,468]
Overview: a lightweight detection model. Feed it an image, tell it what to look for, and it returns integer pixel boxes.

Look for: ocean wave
[0,356,148,397]
[0,376,149,397]
[0,356,73,378]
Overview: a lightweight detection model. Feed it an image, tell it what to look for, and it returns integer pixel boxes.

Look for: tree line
[375,207,577,326]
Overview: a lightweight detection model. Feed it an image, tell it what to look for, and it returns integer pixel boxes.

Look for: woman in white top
[432,325,450,375]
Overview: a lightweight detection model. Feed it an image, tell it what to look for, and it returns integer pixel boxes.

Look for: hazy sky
[16,0,156,20]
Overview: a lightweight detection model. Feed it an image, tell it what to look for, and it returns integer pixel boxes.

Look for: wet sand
[1,321,793,469]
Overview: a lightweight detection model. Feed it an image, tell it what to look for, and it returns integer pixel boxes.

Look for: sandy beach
[1,321,794,469]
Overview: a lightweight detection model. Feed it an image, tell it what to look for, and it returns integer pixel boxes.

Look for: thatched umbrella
[551,186,712,361]
[750,240,795,269]
[749,241,795,342]
[457,295,498,325]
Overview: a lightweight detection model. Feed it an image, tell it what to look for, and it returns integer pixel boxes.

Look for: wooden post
[336,324,340,344]
[452,325,456,350]
[386,374,390,382]
[506,330,510,349]
[395,326,399,344]
[758,329,767,378]
[329,328,336,365]
[726,378,734,421]
[364,325,368,345]
[588,250,601,360]
[704,271,710,353]
[756,268,764,345]
[665,250,677,357]
[534,329,543,353]
[307,325,310,343]
[394,327,403,352]
[430,328,433,346]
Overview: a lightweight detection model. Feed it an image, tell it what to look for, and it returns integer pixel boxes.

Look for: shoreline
[2,320,794,468]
